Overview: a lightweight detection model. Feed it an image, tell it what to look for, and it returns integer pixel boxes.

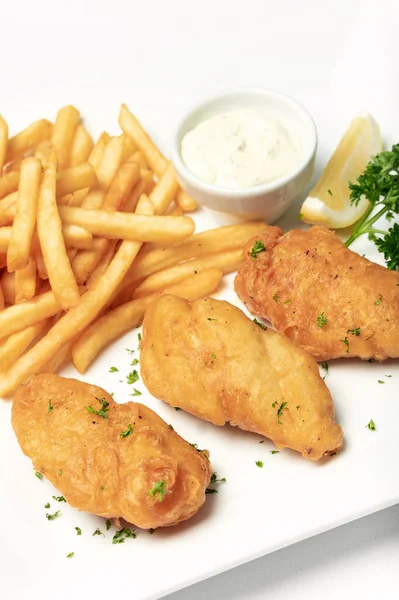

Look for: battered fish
[141,295,343,460]
[235,226,399,361]
[12,374,211,529]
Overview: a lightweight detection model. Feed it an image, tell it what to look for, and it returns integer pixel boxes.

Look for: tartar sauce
[181,110,301,188]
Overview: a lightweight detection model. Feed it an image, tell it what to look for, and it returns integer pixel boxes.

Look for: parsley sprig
[86,397,110,419]
[345,144,399,270]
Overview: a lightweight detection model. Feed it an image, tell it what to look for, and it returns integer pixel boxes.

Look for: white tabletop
[166,504,399,599]
[1,1,398,598]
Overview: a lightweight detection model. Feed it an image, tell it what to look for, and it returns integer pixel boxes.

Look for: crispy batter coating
[141,295,343,460]
[235,226,399,361]
[12,374,211,529]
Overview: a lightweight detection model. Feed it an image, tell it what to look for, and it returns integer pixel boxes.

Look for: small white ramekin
[171,89,317,224]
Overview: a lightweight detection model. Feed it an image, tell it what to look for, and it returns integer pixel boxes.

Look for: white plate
[1,2,399,599]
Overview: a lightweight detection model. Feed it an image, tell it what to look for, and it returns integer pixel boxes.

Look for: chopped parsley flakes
[66,552,74,559]
[347,327,360,336]
[106,519,111,531]
[130,358,139,366]
[86,397,110,419]
[48,400,53,413]
[255,460,264,468]
[378,380,385,384]
[46,510,61,521]
[52,495,66,502]
[250,239,266,259]
[253,318,267,331]
[112,528,136,544]
[366,419,376,431]
[340,336,350,353]
[120,424,133,438]
[126,370,139,385]
[273,293,279,303]
[277,401,288,425]
[374,294,382,305]
[317,313,327,328]
[109,366,119,372]
[211,353,216,359]
[44,502,50,508]
[92,527,104,537]
[270,450,279,455]
[149,481,167,502]
[75,527,82,535]
[320,361,329,379]
[34,470,43,480]
[130,388,142,396]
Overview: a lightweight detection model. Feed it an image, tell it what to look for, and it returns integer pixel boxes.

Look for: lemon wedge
[300,115,382,228]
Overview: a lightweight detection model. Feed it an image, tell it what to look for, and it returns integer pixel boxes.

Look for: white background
[1,1,399,599]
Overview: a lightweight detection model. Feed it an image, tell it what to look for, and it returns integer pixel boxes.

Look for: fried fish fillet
[141,295,343,460]
[12,374,211,529]
[235,226,399,361]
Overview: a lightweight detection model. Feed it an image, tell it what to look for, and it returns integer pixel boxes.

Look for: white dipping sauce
[181,109,301,188]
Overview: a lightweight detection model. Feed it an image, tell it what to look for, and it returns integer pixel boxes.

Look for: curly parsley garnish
[86,397,110,419]
[120,424,133,438]
[250,240,266,259]
[149,480,167,502]
[317,313,327,328]
[253,318,267,331]
[345,145,399,270]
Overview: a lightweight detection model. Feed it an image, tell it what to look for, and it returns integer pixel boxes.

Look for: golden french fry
[95,135,125,191]
[176,190,198,212]
[7,157,42,272]
[0,289,60,339]
[34,140,53,164]
[0,195,154,396]
[0,320,49,371]
[52,105,80,169]
[123,175,154,214]
[0,114,9,172]
[123,221,266,288]
[131,150,148,169]
[118,104,167,177]
[0,280,4,310]
[132,249,242,298]
[149,162,180,215]
[62,224,93,249]
[85,240,117,288]
[168,203,183,216]
[88,131,110,170]
[34,247,48,280]
[37,153,80,309]
[58,205,195,244]
[38,337,74,374]
[72,268,222,373]
[102,159,140,211]
[3,158,23,175]
[0,171,20,199]
[14,257,37,303]
[0,226,11,252]
[5,119,53,162]
[70,125,93,167]
[71,238,110,285]
[122,134,137,160]
[0,270,15,305]
[56,163,97,199]
[0,192,17,226]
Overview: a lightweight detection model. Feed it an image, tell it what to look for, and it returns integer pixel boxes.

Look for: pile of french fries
[0,104,265,397]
